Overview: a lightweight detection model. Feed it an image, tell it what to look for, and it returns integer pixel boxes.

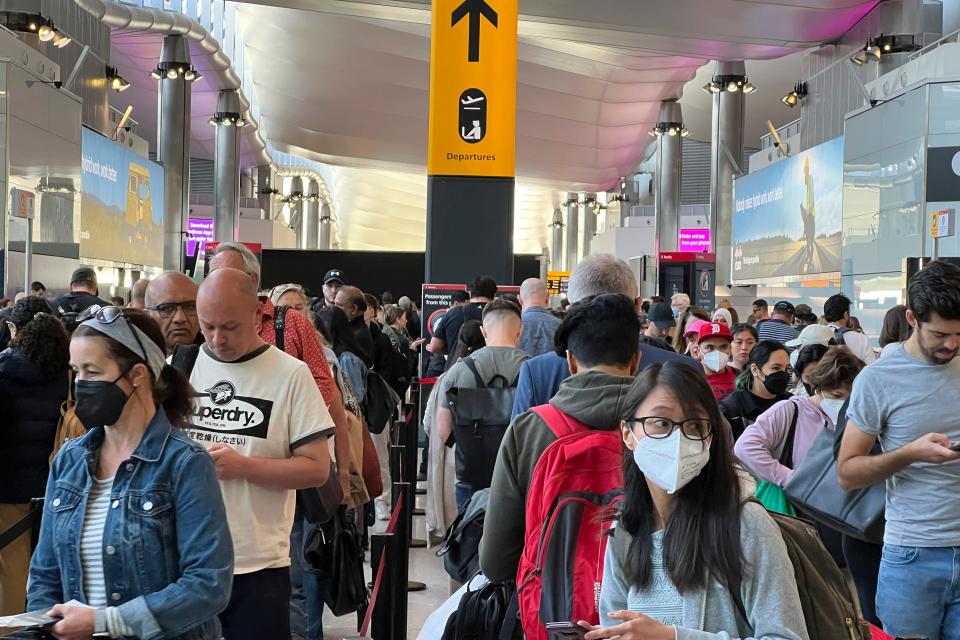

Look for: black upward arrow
[451,0,498,63]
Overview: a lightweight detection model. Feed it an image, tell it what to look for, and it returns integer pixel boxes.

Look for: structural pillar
[157,34,193,271]
[581,194,597,258]
[213,89,242,243]
[304,180,320,250]
[319,204,332,250]
[656,100,684,253]
[709,61,747,286]
[549,208,564,271]
[288,176,304,248]
[256,165,275,221]
[564,193,579,272]
[425,0,519,285]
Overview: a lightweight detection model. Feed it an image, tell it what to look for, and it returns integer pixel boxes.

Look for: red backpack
[516,404,623,640]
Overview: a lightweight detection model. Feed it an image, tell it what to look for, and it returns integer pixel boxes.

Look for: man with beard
[838,259,960,639]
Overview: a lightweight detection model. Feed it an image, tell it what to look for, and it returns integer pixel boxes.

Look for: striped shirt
[80,476,134,638]
[756,319,800,347]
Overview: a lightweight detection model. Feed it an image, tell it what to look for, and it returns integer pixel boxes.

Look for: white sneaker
[375,499,391,521]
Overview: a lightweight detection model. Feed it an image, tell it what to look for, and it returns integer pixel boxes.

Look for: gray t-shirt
[847,343,960,547]
[438,345,529,399]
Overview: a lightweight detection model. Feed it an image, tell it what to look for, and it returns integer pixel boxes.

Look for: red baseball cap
[697,321,733,344]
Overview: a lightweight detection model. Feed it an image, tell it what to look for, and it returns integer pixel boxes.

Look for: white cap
[785,323,835,348]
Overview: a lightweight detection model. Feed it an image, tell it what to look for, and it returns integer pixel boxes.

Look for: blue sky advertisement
[80,127,165,267]
[732,136,843,282]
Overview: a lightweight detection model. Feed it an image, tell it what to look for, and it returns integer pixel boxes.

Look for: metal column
[581,194,597,258]
[656,101,683,253]
[709,61,746,286]
[564,193,579,272]
[319,204,332,250]
[304,180,320,250]
[256,165,275,221]
[213,90,242,243]
[157,35,192,271]
[550,208,564,271]
[288,176,304,248]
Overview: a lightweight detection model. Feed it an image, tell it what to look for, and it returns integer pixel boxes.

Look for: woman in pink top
[734,346,864,487]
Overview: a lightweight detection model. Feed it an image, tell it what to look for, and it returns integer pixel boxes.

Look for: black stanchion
[404,416,428,547]
[390,481,412,626]
[369,532,403,640]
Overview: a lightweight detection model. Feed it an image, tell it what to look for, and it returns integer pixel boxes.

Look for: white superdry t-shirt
[187,343,334,574]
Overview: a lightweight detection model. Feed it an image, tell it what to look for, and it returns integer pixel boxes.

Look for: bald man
[518,277,560,357]
[145,272,200,355]
[129,277,150,310]
[191,268,332,640]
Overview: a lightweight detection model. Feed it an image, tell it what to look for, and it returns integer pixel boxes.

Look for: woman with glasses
[27,307,233,640]
[270,283,308,315]
[580,361,807,639]
[719,340,792,441]
[0,298,70,616]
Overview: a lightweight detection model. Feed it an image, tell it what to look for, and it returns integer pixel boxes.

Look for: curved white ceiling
[234,0,878,252]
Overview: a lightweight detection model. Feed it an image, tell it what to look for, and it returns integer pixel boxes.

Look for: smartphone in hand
[544,621,588,639]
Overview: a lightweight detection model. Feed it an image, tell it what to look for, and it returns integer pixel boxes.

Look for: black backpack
[833,326,852,346]
[446,356,519,490]
[364,369,400,434]
[441,576,517,640]
[436,488,489,582]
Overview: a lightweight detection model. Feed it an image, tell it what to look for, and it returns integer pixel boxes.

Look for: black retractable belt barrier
[368,533,402,640]
[389,481,411,632]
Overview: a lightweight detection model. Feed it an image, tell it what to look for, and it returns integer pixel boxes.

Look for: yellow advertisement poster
[427,0,518,177]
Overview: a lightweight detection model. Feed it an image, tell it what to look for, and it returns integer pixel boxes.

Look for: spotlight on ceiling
[106,66,130,92]
[152,62,203,83]
[851,34,920,65]
[208,112,248,128]
[701,74,756,96]
[780,82,808,108]
[649,121,690,138]
[37,24,54,42]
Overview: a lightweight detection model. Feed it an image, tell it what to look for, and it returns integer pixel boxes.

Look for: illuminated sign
[186,218,215,257]
[546,271,571,296]
[678,228,710,252]
[427,0,518,177]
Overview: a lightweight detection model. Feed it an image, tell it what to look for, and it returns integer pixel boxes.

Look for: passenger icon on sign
[458,88,487,144]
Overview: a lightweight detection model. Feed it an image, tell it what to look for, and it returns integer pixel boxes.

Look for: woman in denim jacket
[28,307,233,640]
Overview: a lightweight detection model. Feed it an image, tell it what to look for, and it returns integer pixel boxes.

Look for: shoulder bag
[784,399,885,544]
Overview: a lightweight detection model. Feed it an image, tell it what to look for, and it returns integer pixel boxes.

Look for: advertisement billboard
[732,136,843,281]
[80,127,164,267]
[678,228,711,252]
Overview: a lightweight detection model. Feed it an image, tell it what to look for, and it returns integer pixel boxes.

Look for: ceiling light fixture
[105,66,130,92]
[702,74,756,95]
[780,82,808,108]
[151,36,202,83]
[2,12,71,47]
[649,121,690,138]
[850,34,920,65]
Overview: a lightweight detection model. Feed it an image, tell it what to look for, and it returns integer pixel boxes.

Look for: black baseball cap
[323,269,345,285]
[648,302,677,329]
[70,267,96,285]
[773,300,795,315]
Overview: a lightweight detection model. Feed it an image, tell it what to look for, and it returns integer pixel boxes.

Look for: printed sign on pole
[427,0,518,177]
[546,271,571,296]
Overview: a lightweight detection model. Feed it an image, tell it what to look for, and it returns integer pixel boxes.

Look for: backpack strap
[778,401,800,467]
[461,356,486,388]
[274,304,288,352]
[531,403,589,440]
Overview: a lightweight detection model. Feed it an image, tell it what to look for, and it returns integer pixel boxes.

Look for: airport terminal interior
[4,0,960,639]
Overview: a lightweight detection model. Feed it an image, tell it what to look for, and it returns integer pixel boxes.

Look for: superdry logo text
[188,381,274,439]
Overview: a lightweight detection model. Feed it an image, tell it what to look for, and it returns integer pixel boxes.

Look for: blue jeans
[876,544,960,640]
[455,482,474,512]
[290,514,328,640]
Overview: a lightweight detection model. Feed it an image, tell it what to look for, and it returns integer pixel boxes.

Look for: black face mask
[74,373,131,429]
[760,370,791,396]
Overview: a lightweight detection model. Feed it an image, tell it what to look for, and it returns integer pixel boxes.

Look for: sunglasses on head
[78,305,149,362]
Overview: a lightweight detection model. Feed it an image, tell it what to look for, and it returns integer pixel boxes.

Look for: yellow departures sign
[427,0,518,178]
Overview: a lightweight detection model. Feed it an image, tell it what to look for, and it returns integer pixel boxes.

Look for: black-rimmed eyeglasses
[624,416,713,441]
[146,301,197,318]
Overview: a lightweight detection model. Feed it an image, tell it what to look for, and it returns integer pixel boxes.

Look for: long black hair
[72,310,194,428]
[315,305,369,362]
[618,360,743,594]
[445,319,485,371]
[735,339,788,392]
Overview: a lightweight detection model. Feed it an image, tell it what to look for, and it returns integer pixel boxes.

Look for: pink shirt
[734,395,834,487]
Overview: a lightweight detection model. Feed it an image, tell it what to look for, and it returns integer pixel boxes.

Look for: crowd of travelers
[0,248,958,640]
